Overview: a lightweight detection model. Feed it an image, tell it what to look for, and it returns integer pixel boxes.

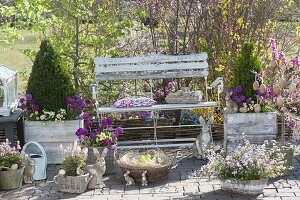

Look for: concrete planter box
[24,120,80,164]
[224,112,277,153]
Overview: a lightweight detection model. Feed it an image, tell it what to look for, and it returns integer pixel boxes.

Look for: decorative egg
[273,84,281,95]
[10,164,18,170]
[276,96,284,107]
[259,84,266,93]
[239,107,248,113]
[278,78,285,88]
[288,83,296,93]
[58,169,66,176]
[254,104,261,113]
[253,81,259,91]
[270,60,277,68]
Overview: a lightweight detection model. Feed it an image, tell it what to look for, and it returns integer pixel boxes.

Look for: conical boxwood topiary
[231,42,262,100]
[27,39,75,112]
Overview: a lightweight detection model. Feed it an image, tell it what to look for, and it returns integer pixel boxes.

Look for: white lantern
[0,64,18,116]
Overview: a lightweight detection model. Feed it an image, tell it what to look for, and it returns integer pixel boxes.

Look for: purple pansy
[90,133,97,141]
[82,113,90,120]
[103,138,110,146]
[26,94,33,101]
[86,120,93,127]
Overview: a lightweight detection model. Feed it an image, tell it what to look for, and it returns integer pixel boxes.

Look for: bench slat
[95,61,208,73]
[95,70,208,81]
[97,101,218,113]
[94,53,208,65]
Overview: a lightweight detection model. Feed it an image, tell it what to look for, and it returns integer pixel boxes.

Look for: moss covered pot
[0,167,24,190]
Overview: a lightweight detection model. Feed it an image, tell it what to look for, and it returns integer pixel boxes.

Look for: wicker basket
[165,96,200,104]
[53,173,91,193]
[86,146,116,175]
[116,149,174,183]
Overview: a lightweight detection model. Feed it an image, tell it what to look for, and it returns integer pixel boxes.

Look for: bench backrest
[94,53,208,81]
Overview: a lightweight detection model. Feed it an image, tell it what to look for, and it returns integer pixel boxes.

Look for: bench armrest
[207,77,223,109]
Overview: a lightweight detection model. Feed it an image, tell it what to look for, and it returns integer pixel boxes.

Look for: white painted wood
[24,120,81,164]
[96,70,208,81]
[224,112,277,154]
[94,53,208,65]
[96,62,208,73]
[118,138,196,145]
[97,101,218,113]
[117,143,193,150]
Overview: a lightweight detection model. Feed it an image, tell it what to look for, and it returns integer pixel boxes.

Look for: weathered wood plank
[224,112,277,154]
[95,61,208,73]
[95,70,208,81]
[94,53,208,65]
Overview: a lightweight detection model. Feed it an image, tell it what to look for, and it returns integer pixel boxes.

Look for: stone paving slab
[1,148,300,200]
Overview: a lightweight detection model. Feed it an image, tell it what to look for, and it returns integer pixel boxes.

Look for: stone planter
[224,112,277,153]
[0,167,24,190]
[221,179,268,195]
[54,173,91,193]
[24,120,80,164]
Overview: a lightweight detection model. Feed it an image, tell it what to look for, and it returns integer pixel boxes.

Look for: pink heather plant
[0,139,24,170]
[197,136,289,181]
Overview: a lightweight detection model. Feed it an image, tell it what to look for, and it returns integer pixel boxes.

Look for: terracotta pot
[221,179,268,195]
[0,167,24,190]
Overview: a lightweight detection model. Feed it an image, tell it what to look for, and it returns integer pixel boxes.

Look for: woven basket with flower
[54,142,91,194]
[116,149,175,183]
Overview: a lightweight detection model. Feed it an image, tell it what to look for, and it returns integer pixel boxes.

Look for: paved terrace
[1,148,300,200]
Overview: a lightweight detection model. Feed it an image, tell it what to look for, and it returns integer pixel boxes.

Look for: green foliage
[27,39,75,112]
[0,153,24,169]
[231,42,262,99]
[62,154,86,176]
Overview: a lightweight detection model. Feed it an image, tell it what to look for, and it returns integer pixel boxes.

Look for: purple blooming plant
[18,93,40,120]
[75,116,123,149]
[227,86,252,108]
[66,95,92,119]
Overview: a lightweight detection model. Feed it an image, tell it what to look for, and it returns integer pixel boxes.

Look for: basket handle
[53,175,59,184]
[21,141,48,174]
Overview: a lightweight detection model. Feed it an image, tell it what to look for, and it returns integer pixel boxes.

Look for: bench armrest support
[207,77,224,109]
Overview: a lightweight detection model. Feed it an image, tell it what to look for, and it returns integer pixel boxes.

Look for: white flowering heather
[60,141,88,158]
[199,137,289,181]
[60,141,88,176]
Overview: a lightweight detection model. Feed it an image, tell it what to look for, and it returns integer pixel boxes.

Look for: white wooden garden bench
[92,53,223,149]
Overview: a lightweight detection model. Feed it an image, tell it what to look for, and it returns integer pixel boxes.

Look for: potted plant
[0,139,25,190]
[75,116,123,175]
[19,39,86,164]
[54,141,90,193]
[199,136,289,195]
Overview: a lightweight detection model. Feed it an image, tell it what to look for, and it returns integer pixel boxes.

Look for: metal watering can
[22,141,47,180]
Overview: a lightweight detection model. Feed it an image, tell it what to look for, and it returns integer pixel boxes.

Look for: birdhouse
[0,64,18,116]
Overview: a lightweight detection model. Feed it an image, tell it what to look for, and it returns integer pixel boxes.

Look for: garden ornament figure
[224,90,238,114]
[85,148,107,189]
[193,116,214,159]
[23,155,35,184]
[124,171,135,186]
[141,170,148,186]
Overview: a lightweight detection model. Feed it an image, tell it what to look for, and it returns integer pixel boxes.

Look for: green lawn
[0,31,40,93]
